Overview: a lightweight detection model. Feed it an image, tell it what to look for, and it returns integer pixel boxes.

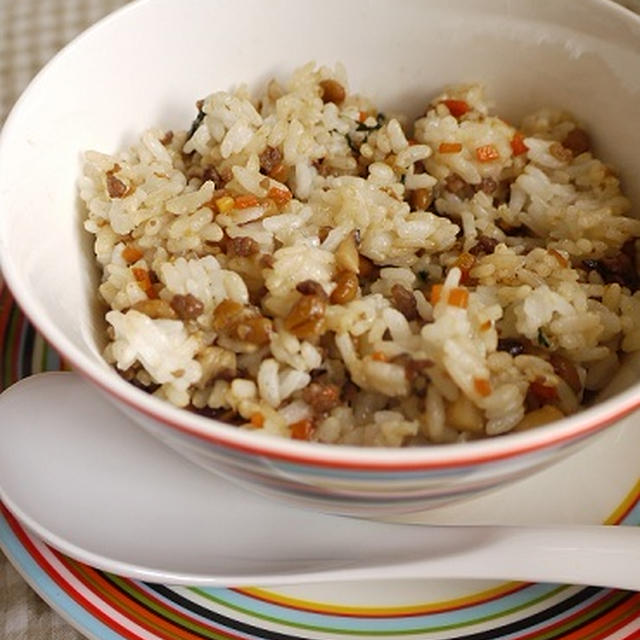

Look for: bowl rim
[1,0,640,471]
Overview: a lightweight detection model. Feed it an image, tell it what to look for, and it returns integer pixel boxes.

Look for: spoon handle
[399,525,640,590]
[259,525,640,590]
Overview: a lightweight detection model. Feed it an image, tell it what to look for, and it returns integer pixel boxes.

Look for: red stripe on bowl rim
[3,275,639,473]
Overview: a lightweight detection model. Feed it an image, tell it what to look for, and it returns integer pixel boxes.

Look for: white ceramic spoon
[0,372,638,590]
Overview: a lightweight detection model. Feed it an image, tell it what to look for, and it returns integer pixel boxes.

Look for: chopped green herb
[355,112,386,133]
[418,270,429,283]
[345,133,359,154]
[537,328,550,348]
[187,109,205,141]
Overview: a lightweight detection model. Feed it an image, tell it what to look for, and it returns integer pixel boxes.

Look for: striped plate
[1,282,639,640]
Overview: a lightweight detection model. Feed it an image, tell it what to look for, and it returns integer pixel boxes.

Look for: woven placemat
[0,3,126,638]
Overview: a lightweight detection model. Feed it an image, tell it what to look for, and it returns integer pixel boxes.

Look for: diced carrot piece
[290,419,313,440]
[430,284,443,304]
[475,144,500,162]
[474,378,492,397]
[448,288,469,308]
[250,412,264,428]
[132,267,147,282]
[371,351,388,362]
[234,194,260,209]
[132,268,157,299]
[122,246,143,263]
[267,186,292,207]
[358,111,368,123]
[529,380,558,402]
[510,132,529,156]
[442,99,470,118]
[438,142,463,154]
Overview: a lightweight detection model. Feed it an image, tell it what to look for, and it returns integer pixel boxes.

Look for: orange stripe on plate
[558,593,640,640]
[236,581,530,618]
[60,556,200,640]
[605,479,640,525]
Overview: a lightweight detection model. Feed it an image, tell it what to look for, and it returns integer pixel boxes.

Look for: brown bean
[562,127,591,157]
[212,299,244,331]
[283,295,326,338]
[132,299,177,319]
[259,146,283,174]
[469,235,499,256]
[219,166,233,184]
[106,173,128,198]
[235,316,272,345]
[229,236,260,257]
[170,294,205,320]
[479,177,497,195]
[358,254,378,280]
[330,271,359,304]
[549,142,573,163]
[409,188,433,211]
[212,299,272,345]
[302,382,341,413]
[444,173,475,199]
[296,280,328,299]
[328,267,355,304]
[268,162,290,183]
[202,165,225,188]
[319,79,346,104]
[391,284,419,321]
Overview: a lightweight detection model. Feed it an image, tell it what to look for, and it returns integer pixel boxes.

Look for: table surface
[1,0,640,638]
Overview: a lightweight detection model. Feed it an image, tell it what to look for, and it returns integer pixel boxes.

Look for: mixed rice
[80,63,640,446]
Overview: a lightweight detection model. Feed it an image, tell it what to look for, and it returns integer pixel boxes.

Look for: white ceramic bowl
[1,0,640,515]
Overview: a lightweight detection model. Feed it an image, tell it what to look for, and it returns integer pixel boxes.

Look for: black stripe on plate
[447,587,632,640]
[142,583,628,640]
[145,583,315,640]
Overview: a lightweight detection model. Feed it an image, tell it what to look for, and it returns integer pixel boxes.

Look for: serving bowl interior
[1,0,640,515]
